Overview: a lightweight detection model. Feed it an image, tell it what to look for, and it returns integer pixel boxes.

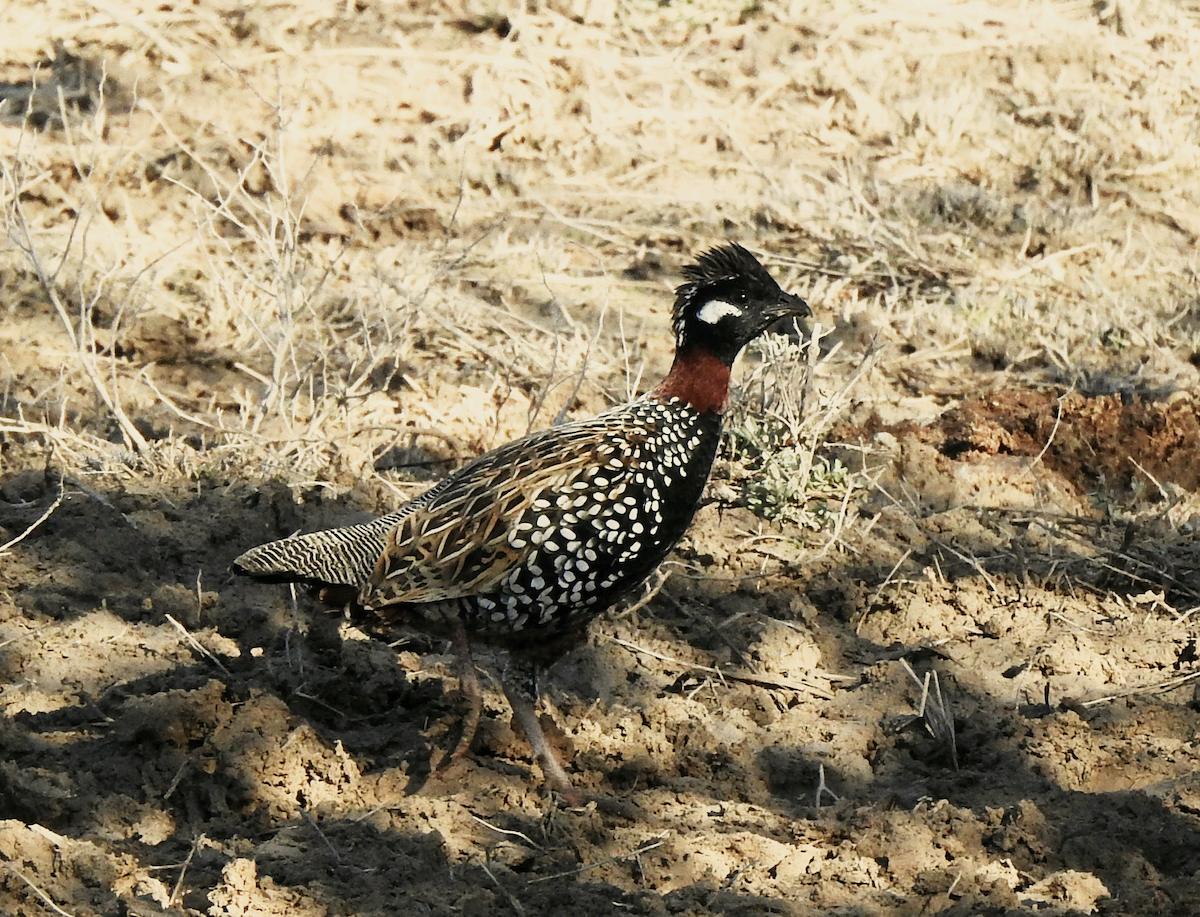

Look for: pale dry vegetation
[3,1,1200,915]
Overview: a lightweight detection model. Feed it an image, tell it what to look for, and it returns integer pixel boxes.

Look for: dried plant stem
[0,483,64,555]
[6,198,149,454]
[165,614,232,677]
[528,833,668,883]
[901,659,958,770]
[3,862,78,917]
[606,635,836,699]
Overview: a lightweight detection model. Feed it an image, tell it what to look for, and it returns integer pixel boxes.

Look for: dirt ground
[4,2,1200,915]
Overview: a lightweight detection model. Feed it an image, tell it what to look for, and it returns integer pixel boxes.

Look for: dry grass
[3,0,1199,499]
[5,3,1200,912]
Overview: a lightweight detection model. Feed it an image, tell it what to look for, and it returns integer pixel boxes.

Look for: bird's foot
[501,665,638,817]
[436,620,484,770]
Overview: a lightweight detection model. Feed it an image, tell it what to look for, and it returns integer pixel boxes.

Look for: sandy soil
[4,2,1200,915]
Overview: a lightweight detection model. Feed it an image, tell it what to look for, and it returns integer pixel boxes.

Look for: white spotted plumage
[353,394,727,643]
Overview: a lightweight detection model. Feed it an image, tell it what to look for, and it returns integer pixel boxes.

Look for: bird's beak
[765,291,812,338]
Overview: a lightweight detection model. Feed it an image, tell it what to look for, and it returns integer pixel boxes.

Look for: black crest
[680,242,775,287]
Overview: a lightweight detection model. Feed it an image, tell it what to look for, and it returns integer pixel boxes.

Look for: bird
[232,242,811,804]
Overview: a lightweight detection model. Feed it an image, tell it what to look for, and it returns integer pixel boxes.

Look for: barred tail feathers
[231,514,400,588]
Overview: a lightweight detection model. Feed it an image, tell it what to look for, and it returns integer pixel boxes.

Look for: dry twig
[901,659,958,770]
[0,482,64,556]
[528,833,668,883]
[606,635,837,699]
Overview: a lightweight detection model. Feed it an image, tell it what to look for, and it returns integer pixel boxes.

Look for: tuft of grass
[724,326,864,533]
[743,446,854,531]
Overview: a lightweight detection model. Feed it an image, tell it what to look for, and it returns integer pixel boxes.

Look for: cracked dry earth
[3,387,1200,916]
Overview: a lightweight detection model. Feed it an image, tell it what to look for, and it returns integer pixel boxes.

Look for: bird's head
[671,243,811,366]
[652,243,811,413]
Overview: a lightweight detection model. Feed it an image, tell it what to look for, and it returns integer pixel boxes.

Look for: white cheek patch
[695,300,743,325]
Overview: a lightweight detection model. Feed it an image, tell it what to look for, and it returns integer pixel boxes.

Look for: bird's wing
[360,418,637,608]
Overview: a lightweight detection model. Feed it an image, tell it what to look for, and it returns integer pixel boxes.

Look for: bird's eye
[733,290,748,304]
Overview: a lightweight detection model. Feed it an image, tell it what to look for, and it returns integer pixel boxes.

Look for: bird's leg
[501,659,583,803]
[442,618,482,767]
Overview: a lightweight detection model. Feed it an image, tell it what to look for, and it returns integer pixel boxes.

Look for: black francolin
[233,243,810,803]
